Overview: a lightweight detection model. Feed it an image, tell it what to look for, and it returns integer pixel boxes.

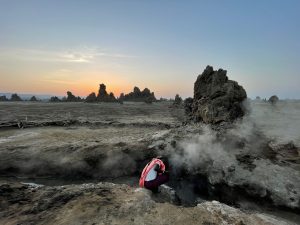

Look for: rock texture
[184,97,194,118]
[192,66,247,123]
[0,181,295,225]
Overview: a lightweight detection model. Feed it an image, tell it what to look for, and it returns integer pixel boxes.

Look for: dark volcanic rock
[10,93,22,101]
[268,95,279,105]
[173,94,182,106]
[30,96,38,101]
[0,95,8,101]
[49,96,61,102]
[66,91,81,102]
[85,92,97,103]
[184,97,194,118]
[120,87,156,102]
[192,66,247,124]
[97,84,117,102]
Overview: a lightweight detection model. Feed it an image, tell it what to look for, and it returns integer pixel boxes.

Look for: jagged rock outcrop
[97,84,117,102]
[120,87,156,102]
[65,91,81,102]
[184,97,193,118]
[0,95,8,101]
[85,92,97,103]
[192,65,247,123]
[49,96,61,102]
[10,93,22,101]
[173,94,182,106]
[30,96,38,101]
[268,95,279,105]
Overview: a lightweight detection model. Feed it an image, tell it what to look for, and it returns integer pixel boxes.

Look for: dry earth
[0,101,299,225]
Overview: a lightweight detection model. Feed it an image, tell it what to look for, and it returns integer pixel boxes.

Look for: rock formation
[192,65,247,123]
[97,84,117,102]
[120,87,156,102]
[30,96,38,101]
[0,95,8,101]
[173,94,182,106]
[66,91,81,102]
[184,97,193,117]
[10,93,22,101]
[85,92,97,103]
[268,95,279,105]
[49,96,61,102]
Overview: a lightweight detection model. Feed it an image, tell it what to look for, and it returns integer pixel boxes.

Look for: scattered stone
[192,65,247,123]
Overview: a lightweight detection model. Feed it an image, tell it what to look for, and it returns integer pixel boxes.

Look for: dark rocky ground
[0,101,299,224]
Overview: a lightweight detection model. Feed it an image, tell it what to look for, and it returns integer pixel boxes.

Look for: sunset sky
[0,0,299,99]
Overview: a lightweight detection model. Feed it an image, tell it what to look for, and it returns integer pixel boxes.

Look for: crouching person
[139,157,169,193]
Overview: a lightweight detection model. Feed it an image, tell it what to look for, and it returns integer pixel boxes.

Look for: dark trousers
[144,172,169,192]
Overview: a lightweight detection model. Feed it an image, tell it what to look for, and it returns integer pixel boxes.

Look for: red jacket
[139,158,165,188]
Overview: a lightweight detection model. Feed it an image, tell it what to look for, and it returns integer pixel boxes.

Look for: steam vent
[192,65,247,123]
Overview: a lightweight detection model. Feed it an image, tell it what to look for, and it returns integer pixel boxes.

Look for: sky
[0,0,299,99]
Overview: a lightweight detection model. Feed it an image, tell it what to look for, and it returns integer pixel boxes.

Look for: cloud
[0,47,134,64]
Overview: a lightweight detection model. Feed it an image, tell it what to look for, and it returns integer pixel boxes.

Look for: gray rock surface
[192,65,247,123]
[0,181,295,225]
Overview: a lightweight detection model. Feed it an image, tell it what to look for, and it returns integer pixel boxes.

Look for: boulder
[192,65,247,123]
